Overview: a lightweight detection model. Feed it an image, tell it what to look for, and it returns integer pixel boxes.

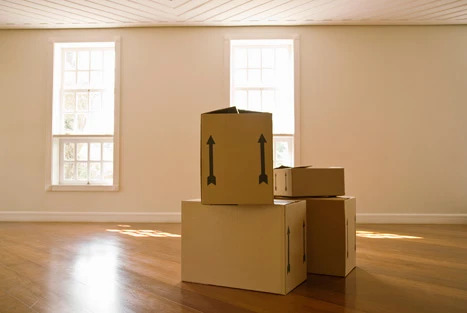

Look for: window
[50,41,118,189]
[230,39,296,167]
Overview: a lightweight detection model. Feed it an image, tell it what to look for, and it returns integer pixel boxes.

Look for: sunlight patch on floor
[357,231,422,239]
[106,228,181,238]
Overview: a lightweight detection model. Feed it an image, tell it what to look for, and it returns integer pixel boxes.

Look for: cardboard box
[274,166,345,197]
[304,196,356,277]
[201,107,273,204]
[181,199,307,295]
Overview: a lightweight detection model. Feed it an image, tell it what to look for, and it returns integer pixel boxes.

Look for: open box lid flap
[274,165,312,170]
[203,106,263,115]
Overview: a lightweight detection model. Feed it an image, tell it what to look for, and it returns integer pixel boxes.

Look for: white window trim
[224,34,301,166]
[45,36,121,192]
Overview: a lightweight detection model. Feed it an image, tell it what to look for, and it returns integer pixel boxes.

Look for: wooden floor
[0,223,466,313]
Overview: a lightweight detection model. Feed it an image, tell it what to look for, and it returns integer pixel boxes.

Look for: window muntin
[230,39,295,167]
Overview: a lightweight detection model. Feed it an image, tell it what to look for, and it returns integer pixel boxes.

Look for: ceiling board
[0,0,466,28]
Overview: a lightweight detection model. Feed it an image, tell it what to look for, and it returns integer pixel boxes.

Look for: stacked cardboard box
[181,106,356,296]
[182,107,307,295]
[274,166,357,277]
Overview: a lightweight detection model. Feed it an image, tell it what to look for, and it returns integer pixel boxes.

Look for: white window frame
[225,35,301,167]
[45,36,121,192]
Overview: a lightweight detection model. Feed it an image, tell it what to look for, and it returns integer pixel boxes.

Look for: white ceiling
[0,0,466,29]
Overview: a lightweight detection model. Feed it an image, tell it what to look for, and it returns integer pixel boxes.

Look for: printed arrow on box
[287,226,291,273]
[303,221,306,263]
[207,136,216,185]
[258,134,268,184]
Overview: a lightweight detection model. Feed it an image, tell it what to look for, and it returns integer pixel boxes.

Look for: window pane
[234,90,247,109]
[90,51,103,69]
[248,90,261,111]
[77,51,89,70]
[64,72,76,88]
[235,69,247,85]
[248,48,261,68]
[262,90,275,113]
[103,143,113,161]
[64,114,75,132]
[63,162,75,180]
[64,51,76,70]
[234,48,247,68]
[90,143,101,161]
[89,163,101,180]
[103,50,115,71]
[77,114,87,132]
[262,69,274,84]
[89,92,102,111]
[90,71,103,88]
[274,137,294,168]
[77,162,88,181]
[77,71,89,88]
[63,92,75,112]
[76,92,89,112]
[103,162,113,181]
[64,142,75,161]
[248,69,261,83]
[77,143,88,161]
[262,48,274,68]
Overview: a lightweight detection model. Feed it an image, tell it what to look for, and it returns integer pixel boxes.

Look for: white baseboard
[357,213,467,224]
[0,212,465,224]
[0,211,181,223]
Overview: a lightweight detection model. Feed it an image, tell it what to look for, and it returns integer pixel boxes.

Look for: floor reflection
[356,231,422,239]
[71,240,122,313]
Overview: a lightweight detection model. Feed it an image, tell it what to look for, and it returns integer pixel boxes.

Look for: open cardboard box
[201,107,273,204]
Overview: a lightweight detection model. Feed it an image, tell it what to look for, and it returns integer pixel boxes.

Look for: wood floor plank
[0,222,466,313]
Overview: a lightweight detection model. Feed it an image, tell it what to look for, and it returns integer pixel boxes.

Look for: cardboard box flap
[203,106,263,115]
[274,165,312,169]
[273,199,303,205]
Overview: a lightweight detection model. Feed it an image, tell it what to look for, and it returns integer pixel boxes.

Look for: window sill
[47,185,119,192]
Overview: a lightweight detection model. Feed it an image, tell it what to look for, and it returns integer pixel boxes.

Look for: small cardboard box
[201,107,273,204]
[274,166,345,197]
[181,199,307,295]
[304,196,356,277]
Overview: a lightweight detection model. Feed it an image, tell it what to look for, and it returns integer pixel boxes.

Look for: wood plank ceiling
[0,0,466,29]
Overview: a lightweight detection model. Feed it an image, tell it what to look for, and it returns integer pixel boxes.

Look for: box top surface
[307,196,355,201]
[274,165,344,170]
[183,199,303,205]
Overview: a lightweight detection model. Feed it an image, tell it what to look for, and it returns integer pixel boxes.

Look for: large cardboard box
[274,166,345,197]
[304,196,356,277]
[181,199,307,295]
[201,107,273,204]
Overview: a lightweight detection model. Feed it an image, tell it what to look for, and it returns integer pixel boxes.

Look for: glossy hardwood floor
[0,223,465,313]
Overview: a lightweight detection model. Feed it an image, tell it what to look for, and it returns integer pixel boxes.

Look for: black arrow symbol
[207,136,216,185]
[285,172,287,191]
[258,134,268,184]
[287,226,291,273]
[303,221,306,263]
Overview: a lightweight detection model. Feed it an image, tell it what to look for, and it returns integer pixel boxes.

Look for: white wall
[0,26,466,220]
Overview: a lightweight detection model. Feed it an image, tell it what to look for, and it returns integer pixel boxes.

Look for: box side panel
[181,201,284,294]
[285,200,308,294]
[345,198,357,276]
[201,113,273,204]
[273,168,292,197]
[293,168,345,197]
[306,198,346,276]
